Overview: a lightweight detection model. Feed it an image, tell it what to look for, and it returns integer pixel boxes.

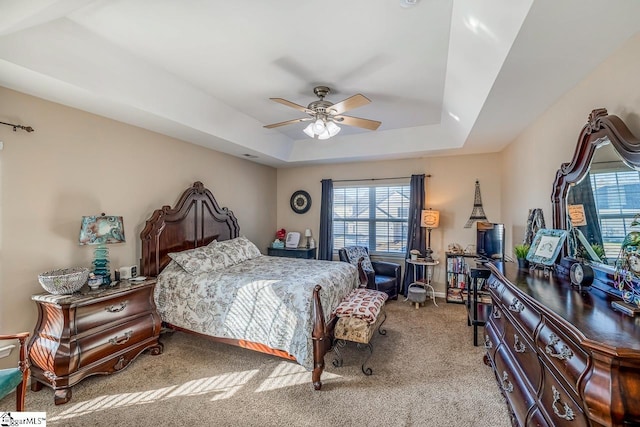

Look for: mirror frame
[552,108,640,288]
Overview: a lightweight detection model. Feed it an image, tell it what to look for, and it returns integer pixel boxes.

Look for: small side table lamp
[305,229,312,248]
[79,214,125,285]
[421,209,440,262]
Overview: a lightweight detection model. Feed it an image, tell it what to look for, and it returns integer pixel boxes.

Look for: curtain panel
[318,179,334,260]
[403,174,426,295]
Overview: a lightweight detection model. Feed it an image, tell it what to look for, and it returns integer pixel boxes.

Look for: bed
[140,181,359,389]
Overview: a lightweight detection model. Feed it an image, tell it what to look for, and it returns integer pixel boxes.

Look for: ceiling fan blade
[327,94,371,115]
[270,98,311,113]
[263,117,312,129]
[336,115,381,131]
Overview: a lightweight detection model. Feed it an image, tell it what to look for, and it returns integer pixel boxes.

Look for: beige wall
[0,87,276,367]
[501,32,640,252]
[277,153,502,293]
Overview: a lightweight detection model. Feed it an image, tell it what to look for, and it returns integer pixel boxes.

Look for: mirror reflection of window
[568,142,640,263]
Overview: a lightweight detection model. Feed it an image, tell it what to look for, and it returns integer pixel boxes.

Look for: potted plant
[514,244,530,269]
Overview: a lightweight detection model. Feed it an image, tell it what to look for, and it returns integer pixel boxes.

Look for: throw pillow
[168,246,226,275]
[343,246,374,273]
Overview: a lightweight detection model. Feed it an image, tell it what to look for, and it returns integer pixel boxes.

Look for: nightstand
[267,247,317,259]
[28,278,163,405]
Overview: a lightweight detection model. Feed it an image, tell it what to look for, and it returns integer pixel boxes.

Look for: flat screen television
[476,222,505,260]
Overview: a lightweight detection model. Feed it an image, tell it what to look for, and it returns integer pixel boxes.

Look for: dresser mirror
[552,108,640,291]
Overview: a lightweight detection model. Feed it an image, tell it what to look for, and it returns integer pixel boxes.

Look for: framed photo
[526,229,568,266]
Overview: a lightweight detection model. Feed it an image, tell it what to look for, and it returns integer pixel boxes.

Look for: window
[333,184,410,254]
[590,170,640,259]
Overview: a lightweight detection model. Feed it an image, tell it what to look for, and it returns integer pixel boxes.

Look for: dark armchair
[0,332,29,411]
[338,246,401,300]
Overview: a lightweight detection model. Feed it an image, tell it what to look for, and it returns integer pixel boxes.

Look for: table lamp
[79,214,125,285]
[421,209,440,262]
[305,229,312,248]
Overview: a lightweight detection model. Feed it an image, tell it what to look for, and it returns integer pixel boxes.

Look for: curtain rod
[330,174,431,183]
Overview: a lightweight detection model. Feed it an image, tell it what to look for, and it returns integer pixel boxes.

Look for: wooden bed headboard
[140,181,240,277]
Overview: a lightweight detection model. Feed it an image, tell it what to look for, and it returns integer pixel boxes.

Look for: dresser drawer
[488,304,506,337]
[487,275,505,299]
[76,314,156,368]
[536,320,589,395]
[494,346,537,427]
[527,407,551,427]
[75,287,152,334]
[495,284,541,341]
[538,367,589,427]
[503,321,542,394]
[484,317,501,364]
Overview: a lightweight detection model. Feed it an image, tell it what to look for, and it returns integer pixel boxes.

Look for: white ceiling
[1,0,639,167]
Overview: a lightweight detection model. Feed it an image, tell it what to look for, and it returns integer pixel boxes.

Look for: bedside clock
[290,190,311,214]
[570,262,594,288]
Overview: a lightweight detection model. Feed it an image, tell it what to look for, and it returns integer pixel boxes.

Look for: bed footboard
[311,284,336,390]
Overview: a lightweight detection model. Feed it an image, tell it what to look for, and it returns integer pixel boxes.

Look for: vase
[517,258,528,269]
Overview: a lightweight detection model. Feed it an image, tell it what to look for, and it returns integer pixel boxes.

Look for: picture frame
[285,232,300,248]
[526,229,568,266]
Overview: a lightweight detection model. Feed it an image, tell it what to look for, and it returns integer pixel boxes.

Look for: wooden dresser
[484,262,640,427]
[29,279,163,405]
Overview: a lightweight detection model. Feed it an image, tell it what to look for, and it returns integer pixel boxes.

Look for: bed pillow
[209,236,262,266]
[168,246,227,275]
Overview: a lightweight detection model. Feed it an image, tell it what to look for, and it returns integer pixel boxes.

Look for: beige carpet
[1,300,511,426]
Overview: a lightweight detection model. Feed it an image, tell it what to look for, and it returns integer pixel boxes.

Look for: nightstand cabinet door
[28,280,163,405]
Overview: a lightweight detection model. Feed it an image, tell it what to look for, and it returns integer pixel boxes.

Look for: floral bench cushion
[333,288,388,324]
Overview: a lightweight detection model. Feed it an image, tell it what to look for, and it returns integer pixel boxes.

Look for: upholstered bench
[332,288,388,375]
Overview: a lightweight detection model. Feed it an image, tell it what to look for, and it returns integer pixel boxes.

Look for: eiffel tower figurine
[464,180,489,228]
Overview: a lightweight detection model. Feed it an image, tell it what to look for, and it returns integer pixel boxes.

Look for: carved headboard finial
[192,181,205,193]
[587,108,608,134]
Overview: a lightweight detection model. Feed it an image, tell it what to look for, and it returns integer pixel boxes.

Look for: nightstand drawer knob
[109,331,132,346]
[105,301,128,313]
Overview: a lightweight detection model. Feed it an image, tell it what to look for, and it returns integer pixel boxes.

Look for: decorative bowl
[38,267,90,295]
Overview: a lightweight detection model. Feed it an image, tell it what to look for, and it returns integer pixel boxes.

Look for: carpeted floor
[1,299,511,426]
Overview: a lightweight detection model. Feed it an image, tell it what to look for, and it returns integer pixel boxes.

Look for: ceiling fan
[263,86,381,139]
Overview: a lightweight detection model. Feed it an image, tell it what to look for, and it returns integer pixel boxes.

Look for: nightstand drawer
[267,247,316,259]
[75,287,152,333]
[77,314,156,368]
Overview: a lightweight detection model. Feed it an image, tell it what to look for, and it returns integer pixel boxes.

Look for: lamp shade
[421,209,440,229]
[305,228,312,237]
[79,214,125,245]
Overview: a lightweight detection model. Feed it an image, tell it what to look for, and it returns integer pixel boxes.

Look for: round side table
[405,258,439,307]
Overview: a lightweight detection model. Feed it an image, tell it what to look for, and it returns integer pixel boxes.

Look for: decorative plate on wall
[290,190,311,214]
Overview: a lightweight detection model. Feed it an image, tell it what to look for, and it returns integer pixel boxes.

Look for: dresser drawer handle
[501,371,513,393]
[492,308,501,319]
[105,300,128,313]
[484,335,493,350]
[546,333,574,361]
[109,331,133,346]
[513,334,526,353]
[509,298,525,313]
[552,385,575,421]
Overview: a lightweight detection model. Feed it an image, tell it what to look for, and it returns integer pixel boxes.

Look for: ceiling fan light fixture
[312,118,326,134]
[303,123,315,138]
[317,129,332,140]
[326,121,341,137]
